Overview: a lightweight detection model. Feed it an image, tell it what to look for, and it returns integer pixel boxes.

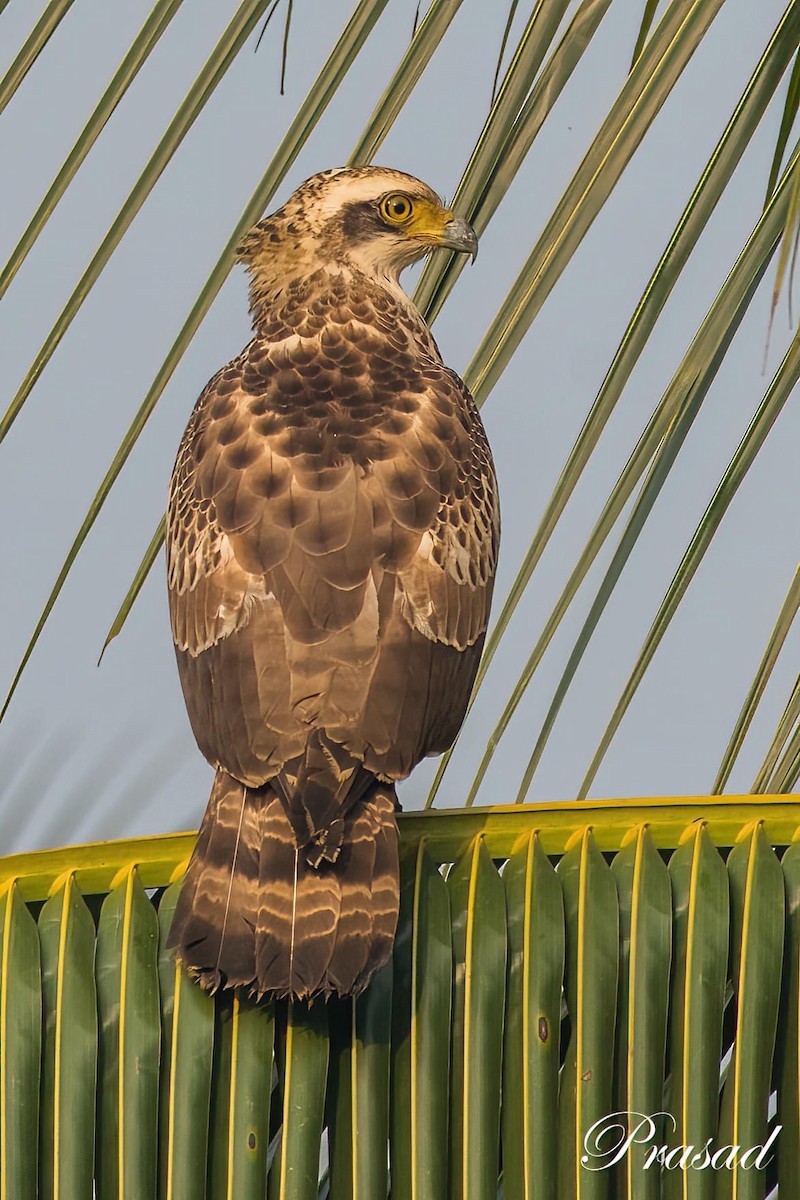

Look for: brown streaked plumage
[166,166,499,999]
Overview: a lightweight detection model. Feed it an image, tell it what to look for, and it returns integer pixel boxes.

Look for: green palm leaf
[0,0,185,300]
[426,0,772,806]
[467,136,799,806]
[1,0,391,716]
[0,0,75,116]
[579,329,800,799]
[0,0,273,445]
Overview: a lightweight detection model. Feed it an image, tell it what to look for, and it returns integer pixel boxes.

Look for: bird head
[237,167,477,309]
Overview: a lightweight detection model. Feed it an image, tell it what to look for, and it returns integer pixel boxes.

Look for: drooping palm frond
[427,0,800,805]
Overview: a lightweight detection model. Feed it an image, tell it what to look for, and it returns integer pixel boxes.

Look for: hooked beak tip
[441,216,478,262]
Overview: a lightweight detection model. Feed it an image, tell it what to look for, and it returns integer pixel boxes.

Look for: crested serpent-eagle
[167,167,499,999]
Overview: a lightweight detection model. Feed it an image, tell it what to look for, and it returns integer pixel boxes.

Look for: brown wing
[167,283,499,808]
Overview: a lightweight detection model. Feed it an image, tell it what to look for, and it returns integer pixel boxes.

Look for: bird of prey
[166,167,499,999]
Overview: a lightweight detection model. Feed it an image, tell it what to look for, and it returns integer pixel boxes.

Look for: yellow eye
[379,193,414,224]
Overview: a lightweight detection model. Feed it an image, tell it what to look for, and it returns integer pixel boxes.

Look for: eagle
[166,166,499,999]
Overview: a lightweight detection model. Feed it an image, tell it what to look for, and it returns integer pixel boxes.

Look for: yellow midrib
[731,828,759,1200]
[118,869,136,1199]
[351,999,359,1200]
[682,829,703,1200]
[462,838,482,1200]
[166,962,183,1200]
[627,831,644,1199]
[0,883,15,1200]
[575,831,588,1200]
[227,994,241,1200]
[279,1002,294,1199]
[53,875,74,1200]
[521,835,534,1197]
[410,842,425,1200]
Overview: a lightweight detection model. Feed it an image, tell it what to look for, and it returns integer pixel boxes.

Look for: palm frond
[630,0,662,70]
[0,0,75,116]
[0,0,273,445]
[460,140,797,805]
[1,0,392,720]
[513,150,797,802]
[414,0,574,319]
[0,0,185,300]
[765,44,800,205]
[425,0,786,807]
[464,0,729,404]
[415,0,614,326]
[713,565,800,793]
[348,0,465,166]
[579,331,800,799]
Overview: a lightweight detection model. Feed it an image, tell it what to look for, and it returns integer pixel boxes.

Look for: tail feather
[169,769,400,999]
[167,772,260,990]
[255,795,342,998]
[352,786,400,993]
[325,801,378,994]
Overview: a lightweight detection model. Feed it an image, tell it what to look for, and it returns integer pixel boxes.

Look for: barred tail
[168,770,399,999]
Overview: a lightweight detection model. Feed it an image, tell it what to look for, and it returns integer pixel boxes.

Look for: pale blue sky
[1,0,797,850]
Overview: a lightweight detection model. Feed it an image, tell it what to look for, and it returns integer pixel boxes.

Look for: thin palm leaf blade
[156,881,215,1200]
[630,0,661,69]
[0,0,185,300]
[348,0,464,166]
[610,827,671,1197]
[0,0,75,116]
[269,1000,328,1200]
[502,832,564,1200]
[417,0,613,326]
[662,825,728,1199]
[776,841,800,1196]
[0,0,390,714]
[765,45,800,205]
[207,1001,235,1200]
[101,517,167,660]
[714,565,800,793]
[582,328,800,799]
[556,829,618,1196]
[483,0,799,666]
[762,711,800,794]
[465,0,726,404]
[95,867,161,1200]
[716,824,783,1199]
[0,0,274,447]
[390,842,452,1200]
[0,882,41,1200]
[513,145,797,803]
[427,0,791,808]
[448,836,507,1199]
[38,875,97,1200]
[414,0,574,320]
[755,673,800,793]
[328,963,392,1199]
